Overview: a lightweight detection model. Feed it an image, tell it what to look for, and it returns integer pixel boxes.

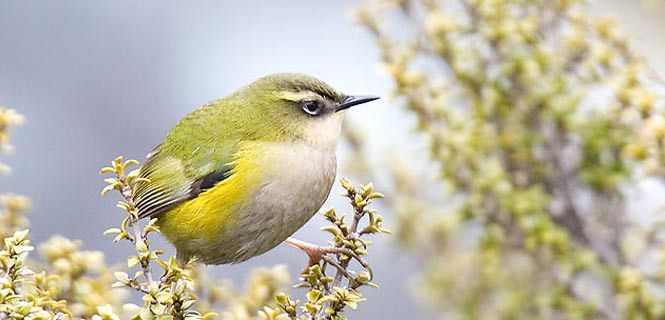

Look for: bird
[131,73,379,265]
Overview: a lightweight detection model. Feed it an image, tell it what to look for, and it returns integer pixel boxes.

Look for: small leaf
[306,289,322,303]
[114,271,129,283]
[368,192,384,199]
[100,185,116,196]
[181,299,196,310]
[124,159,140,167]
[127,256,140,268]
[155,292,173,304]
[100,167,116,174]
[340,178,354,192]
[103,228,122,236]
[276,293,289,305]
[321,226,341,236]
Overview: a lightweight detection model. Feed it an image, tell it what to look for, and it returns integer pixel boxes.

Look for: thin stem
[119,173,155,286]
[331,193,364,288]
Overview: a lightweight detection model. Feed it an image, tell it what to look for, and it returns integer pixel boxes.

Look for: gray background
[1,1,664,319]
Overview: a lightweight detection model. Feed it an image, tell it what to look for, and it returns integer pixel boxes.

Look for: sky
[2,1,665,319]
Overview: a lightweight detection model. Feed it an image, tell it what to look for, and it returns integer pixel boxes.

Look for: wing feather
[132,103,238,220]
[133,145,233,220]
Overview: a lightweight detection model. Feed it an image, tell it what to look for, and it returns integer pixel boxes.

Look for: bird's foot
[285,238,342,269]
[284,237,372,280]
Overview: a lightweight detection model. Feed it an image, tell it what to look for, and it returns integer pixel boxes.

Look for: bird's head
[232,73,379,149]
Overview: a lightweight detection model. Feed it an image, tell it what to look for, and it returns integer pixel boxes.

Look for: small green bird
[132,73,378,265]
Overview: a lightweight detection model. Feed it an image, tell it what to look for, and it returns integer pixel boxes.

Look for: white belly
[226,142,337,262]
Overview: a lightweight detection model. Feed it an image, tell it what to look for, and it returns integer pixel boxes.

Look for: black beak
[335,95,380,112]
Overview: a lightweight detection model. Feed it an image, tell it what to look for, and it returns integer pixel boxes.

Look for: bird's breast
[165,141,337,264]
[231,141,338,261]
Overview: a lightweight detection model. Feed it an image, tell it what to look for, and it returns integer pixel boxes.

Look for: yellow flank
[156,142,265,252]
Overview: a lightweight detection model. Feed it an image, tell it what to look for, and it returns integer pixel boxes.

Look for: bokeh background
[2,1,665,319]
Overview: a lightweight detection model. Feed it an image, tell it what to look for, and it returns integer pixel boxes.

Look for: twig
[118,172,156,286]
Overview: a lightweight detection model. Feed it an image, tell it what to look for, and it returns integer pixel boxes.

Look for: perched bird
[132,73,378,265]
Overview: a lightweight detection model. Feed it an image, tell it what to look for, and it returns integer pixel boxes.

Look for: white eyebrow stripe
[277,90,320,102]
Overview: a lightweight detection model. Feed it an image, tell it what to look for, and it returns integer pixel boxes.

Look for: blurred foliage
[0,107,24,175]
[1,105,388,319]
[355,0,665,318]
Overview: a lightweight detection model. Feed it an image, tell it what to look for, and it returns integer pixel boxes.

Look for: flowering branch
[101,156,210,320]
[267,179,389,320]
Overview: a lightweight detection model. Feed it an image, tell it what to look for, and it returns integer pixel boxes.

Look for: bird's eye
[301,100,323,116]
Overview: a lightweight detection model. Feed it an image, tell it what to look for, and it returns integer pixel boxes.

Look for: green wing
[133,104,238,219]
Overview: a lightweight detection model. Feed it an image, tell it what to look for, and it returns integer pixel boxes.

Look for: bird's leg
[284,237,352,271]
[284,237,325,269]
